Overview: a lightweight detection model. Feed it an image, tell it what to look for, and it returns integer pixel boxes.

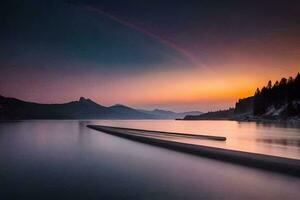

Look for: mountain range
[0,95,202,120]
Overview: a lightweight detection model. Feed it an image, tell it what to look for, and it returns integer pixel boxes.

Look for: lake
[1,120,300,199]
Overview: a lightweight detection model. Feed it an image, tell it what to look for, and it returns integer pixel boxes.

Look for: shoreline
[177,117,300,123]
[87,125,300,177]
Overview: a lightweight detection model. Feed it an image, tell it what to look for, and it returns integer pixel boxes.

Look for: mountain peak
[79,97,88,102]
[79,97,95,103]
[78,97,99,106]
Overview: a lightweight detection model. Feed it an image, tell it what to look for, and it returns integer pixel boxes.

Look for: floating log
[87,125,300,177]
[88,125,226,141]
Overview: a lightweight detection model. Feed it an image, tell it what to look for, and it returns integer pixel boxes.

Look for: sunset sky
[1,0,299,111]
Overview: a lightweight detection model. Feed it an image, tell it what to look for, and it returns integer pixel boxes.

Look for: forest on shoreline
[184,72,300,121]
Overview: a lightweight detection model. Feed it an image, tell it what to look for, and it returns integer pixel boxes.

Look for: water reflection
[237,120,300,128]
[257,138,300,147]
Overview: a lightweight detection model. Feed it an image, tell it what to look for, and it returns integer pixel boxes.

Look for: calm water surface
[0,120,300,199]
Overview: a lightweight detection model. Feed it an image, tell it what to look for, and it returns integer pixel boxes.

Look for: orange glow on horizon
[3,60,298,112]
[101,63,298,111]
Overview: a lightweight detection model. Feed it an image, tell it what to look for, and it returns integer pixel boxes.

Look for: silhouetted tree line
[253,72,300,116]
[184,108,234,120]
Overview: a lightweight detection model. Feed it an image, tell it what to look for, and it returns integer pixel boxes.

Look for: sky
[0,0,299,112]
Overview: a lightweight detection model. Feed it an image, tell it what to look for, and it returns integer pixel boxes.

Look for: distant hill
[108,104,157,119]
[139,109,202,119]
[0,95,201,120]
